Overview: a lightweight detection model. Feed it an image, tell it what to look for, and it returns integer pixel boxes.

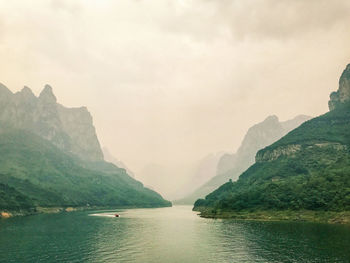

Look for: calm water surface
[0,206,349,262]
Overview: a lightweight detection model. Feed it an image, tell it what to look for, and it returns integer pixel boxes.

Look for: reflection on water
[0,206,349,262]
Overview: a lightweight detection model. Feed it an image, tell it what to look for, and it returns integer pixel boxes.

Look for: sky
[0,0,350,199]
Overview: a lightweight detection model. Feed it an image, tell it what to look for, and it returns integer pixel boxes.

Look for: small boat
[114,214,119,217]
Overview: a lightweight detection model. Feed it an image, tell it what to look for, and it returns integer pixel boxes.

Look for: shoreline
[194,207,350,225]
[0,204,172,219]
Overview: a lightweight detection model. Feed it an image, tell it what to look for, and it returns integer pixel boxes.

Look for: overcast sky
[1,0,350,198]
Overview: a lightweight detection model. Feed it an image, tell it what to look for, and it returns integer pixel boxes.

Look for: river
[0,206,349,262]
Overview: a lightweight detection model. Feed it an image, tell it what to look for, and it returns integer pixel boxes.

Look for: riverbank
[0,207,84,219]
[0,203,173,219]
[194,207,350,224]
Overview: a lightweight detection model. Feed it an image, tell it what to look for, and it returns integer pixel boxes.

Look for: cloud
[50,0,82,15]
[0,0,349,198]
[157,0,350,42]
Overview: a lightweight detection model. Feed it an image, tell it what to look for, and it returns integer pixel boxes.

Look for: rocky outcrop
[216,114,311,177]
[256,144,302,162]
[0,83,104,161]
[329,64,350,110]
[194,63,350,214]
[179,114,311,204]
[57,105,103,161]
[256,142,348,163]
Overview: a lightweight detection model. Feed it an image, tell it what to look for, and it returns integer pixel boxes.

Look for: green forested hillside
[0,129,171,211]
[262,103,350,150]
[193,105,350,216]
[0,183,34,210]
[177,115,310,205]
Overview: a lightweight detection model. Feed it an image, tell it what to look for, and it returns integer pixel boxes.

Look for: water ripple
[0,206,349,262]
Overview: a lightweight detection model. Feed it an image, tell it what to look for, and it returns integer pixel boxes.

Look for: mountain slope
[193,64,350,219]
[0,84,103,161]
[178,115,310,204]
[0,128,171,210]
[0,83,171,212]
[102,147,135,178]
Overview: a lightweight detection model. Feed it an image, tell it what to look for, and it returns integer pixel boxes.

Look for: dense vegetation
[0,129,171,211]
[194,106,350,215]
[177,115,310,205]
[0,183,34,210]
[261,102,350,150]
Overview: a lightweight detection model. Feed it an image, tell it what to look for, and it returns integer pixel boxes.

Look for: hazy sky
[1,0,350,199]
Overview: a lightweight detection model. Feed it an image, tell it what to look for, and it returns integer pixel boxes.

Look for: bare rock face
[216,114,311,177]
[256,144,302,162]
[329,64,350,111]
[178,114,312,205]
[256,143,348,163]
[0,84,104,161]
[57,105,104,162]
[39,84,57,104]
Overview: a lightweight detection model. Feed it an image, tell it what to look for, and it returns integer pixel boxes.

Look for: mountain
[136,163,170,197]
[173,152,225,203]
[102,147,135,177]
[0,129,171,210]
[0,84,103,162]
[0,84,171,212]
[183,153,225,193]
[217,115,312,177]
[178,115,311,204]
[328,64,350,110]
[193,64,350,222]
[136,153,224,201]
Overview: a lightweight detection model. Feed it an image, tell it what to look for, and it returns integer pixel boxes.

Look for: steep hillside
[0,83,171,212]
[0,129,171,210]
[193,64,350,221]
[0,84,103,161]
[102,147,135,178]
[178,115,310,204]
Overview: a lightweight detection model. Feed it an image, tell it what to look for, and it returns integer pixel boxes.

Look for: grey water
[0,206,349,263]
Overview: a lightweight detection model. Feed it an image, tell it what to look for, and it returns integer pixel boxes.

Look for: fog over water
[1,0,350,199]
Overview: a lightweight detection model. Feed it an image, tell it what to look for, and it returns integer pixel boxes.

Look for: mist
[1,0,350,199]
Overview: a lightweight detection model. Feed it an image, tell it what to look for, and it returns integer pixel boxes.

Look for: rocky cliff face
[216,114,312,177]
[194,64,350,213]
[0,83,104,161]
[256,144,302,162]
[329,64,350,110]
[178,114,311,204]
[256,143,348,163]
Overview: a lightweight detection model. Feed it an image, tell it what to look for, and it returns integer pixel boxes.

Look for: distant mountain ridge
[0,83,171,212]
[102,147,135,178]
[0,129,171,210]
[176,152,225,199]
[217,115,312,176]
[193,63,350,219]
[0,84,103,162]
[177,114,311,204]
